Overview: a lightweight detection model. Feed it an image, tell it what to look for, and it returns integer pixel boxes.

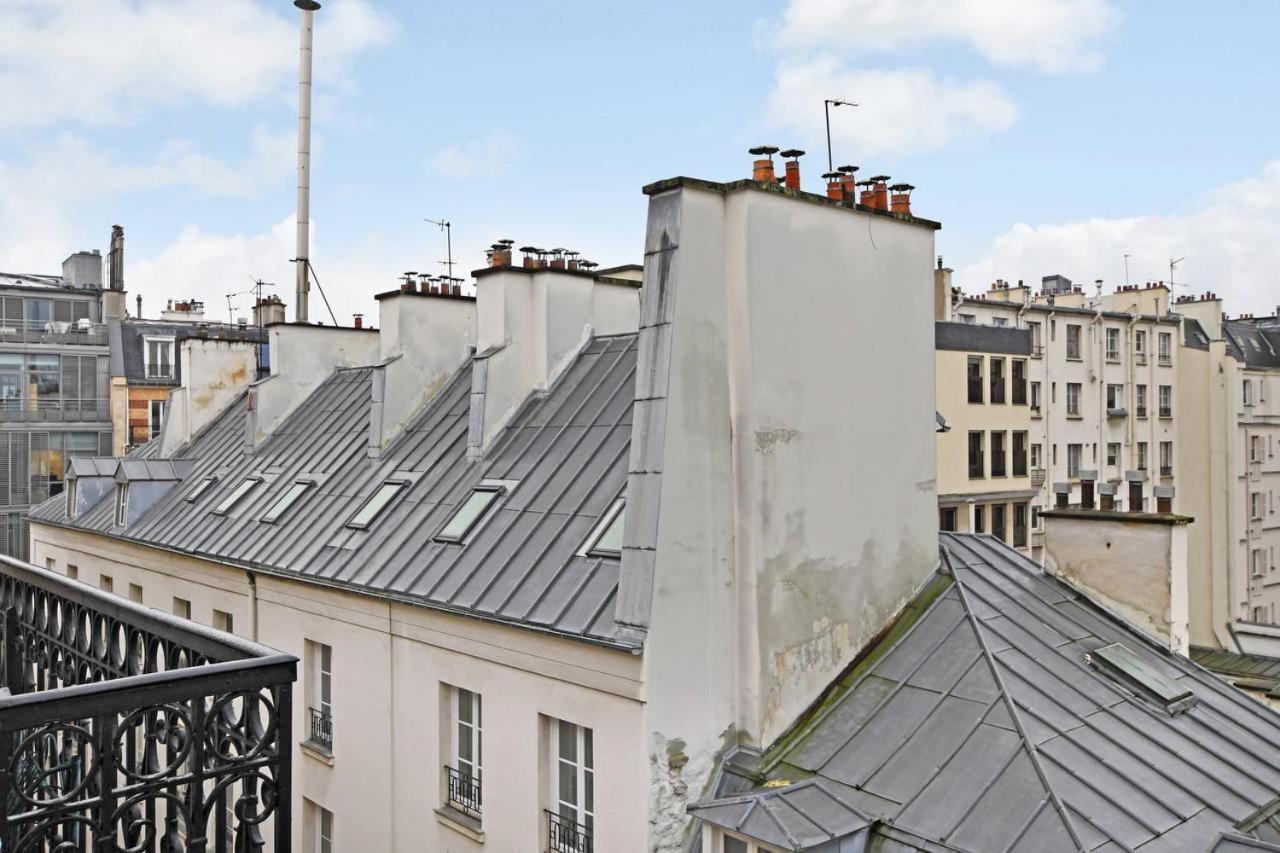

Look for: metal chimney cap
[780,148,805,159]
[748,145,780,157]
[836,165,860,174]
[294,1,321,10]
[821,172,841,180]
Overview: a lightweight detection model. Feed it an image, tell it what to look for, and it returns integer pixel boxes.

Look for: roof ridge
[942,545,1089,853]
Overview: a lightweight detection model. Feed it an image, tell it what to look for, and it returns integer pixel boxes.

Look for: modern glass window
[582,499,625,558]
[1066,383,1081,416]
[989,357,1006,404]
[186,477,217,502]
[1067,444,1082,478]
[1011,359,1027,405]
[435,484,505,542]
[967,356,983,404]
[1012,432,1028,477]
[262,481,312,524]
[1105,327,1120,360]
[968,431,985,479]
[1066,324,1082,359]
[550,719,594,845]
[213,477,261,515]
[1138,442,1148,471]
[1158,385,1172,418]
[1136,385,1148,417]
[991,431,1007,478]
[347,481,407,530]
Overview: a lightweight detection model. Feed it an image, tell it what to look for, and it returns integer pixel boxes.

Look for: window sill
[1066,414,1083,420]
[436,806,484,842]
[301,741,334,766]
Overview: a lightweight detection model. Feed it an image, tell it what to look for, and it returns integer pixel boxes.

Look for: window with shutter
[0,435,10,507]
[29,432,49,504]
[1,297,21,329]
[60,356,78,413]
[53,301,72,324]
[8,434,28,505]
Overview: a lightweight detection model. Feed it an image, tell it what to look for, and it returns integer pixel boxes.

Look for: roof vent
[1086,643,1198,714]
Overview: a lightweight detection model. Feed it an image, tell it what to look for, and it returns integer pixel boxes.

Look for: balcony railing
[546,809,593,853]
[1160,465,1174,477]
[308,706,332,752]
[0,554,296,852]
[1158,354,1172,366]
[145,364,175,381]
[0,321,108,347]
[0,398,109,423]
[1031,468,1046,487]
[445,765,482,819]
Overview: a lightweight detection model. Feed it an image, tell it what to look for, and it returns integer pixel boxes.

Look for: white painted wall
[160,338,259,454]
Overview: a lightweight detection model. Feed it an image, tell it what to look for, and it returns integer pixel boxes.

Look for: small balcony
[0,320,108,347]
[308,705,333,753]
[1031,468,1047,488]
[546,809,593,853]
[445,765,482,820]
[1107,407,1128,419]
[0,398,109,423]
[1160,465,1174,477]
[1158,354,1172,366]
[0,554,296,852]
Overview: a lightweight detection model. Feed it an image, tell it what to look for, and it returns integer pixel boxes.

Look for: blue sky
[2,0,1278,324]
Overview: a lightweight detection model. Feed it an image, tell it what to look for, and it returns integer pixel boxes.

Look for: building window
[66,564,78,581]
[445,686,483,819]
[1158,385,1172,418]
[347,480,408,530]
[973,504,986,534]
[992,317,1008,327]
[1106,384,1124,411]
[1032,505,1041,529]
[1107,442,1120,468]
[940,507,957,532]
[144,337,175,380]
[1066,383,1081,417]
[173,597,191,619]
[148,399,165,440]
[1030,381,1041,413]
[989,357,1006,404]
[1159,442,1173,476]
[992,504,1007,542]
[1066,324,1082,359]
[213,610,234,633]
[1012,432,1028,477]
[1244,379,1254,407]
[1029,321,1043,355]
[100,574,113,594]
[115,484,129,527]
[1013,503,1028,548]
[262,480,313,524]
[1138,442,1148,471]
[991,431,1007,478]
[1136,385,1148,418]
[1135,329,1146,355]
[435,484,505,542]
[581,498,625,558]
[65,479,77,518]
[1254,549,1268,578]
[306,641,333,752]
[1253,435,1266,463]
[958,313,976,324]
[213,477,261,515]
[1067,444,1082,479]
[1253,492,1265,521]
[128,583,142,603]
[968,431,985,479]
[1158,332,1172,364]
[1011,359,1027,405]
[1031,443,1042,469]
[305,800,334,853]
[967,356,984,404]
[1105,327,1120,360]
[548,718,594,853]
[185,477,217,502]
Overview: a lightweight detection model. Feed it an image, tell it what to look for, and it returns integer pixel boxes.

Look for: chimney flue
[353,314,363,329]
[780,149,805,190]
[749,146,779,183]
[136,295,142,318]
[293,0,321,324]
[889,183,914,216]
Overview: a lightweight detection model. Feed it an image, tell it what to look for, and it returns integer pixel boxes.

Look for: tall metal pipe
[294,0,320,324]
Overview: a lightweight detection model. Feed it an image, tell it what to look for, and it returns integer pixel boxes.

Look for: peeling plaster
[649,726,738,853]
[753,427,798,455]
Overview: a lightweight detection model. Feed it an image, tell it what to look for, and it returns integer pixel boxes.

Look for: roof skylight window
[435,484,507,543]
[1086,642,1198,714]
[346,481,407,530]
[185,477,217,503]
[261,481,312,524]
[212,477,261,515]
[581,499,625,558]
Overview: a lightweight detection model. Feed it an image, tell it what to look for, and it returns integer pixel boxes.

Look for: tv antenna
[824,99,857,173]
[425,218,454,282]
[1169,256,1186,289]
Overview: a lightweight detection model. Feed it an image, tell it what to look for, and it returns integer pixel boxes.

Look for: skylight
[346,481,407,530]
[582,499,625,558]
[1086,642,1198,714]
[213,478,261,515]
[435,485,506,543]
[261,481,312,524]
[185,477,217,503]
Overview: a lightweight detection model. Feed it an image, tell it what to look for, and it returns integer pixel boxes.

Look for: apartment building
[28,163,944,852]
[946,277,1182,556]
[934,320,1035,553]
[0,242,121,559]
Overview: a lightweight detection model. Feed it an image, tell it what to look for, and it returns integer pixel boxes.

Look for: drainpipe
[1126,313,1138,467]
[1095,305,1105,492]
[247,570,259,642]
[1043,309,1055,527]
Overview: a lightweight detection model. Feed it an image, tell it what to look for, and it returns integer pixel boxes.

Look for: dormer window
[213,477,261,515]
[435,483,509,543]
[185,477,217,503]
[262,481,312,524]
[115,484,129,527]
[581,499,625,559]
[346,481,406,530]
[144,336,175,380]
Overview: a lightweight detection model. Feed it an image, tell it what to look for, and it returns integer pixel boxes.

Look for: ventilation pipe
[293,0,320,324]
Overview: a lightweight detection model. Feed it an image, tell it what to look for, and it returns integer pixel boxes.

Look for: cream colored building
[29,169,943,853]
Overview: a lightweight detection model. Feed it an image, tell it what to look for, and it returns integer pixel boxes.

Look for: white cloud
[429,130,525,181]
[771,0,1118,74]
[957,162,1280,316]
[765,56,1017,157]
[0,0,395,130]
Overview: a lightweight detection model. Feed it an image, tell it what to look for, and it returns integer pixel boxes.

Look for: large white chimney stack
[294,0,320,324]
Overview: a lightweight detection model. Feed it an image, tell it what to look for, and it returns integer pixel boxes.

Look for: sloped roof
[31,333,639,647]
[935,321,1033,355]
[112,317,268,384]
[1225,319,1280,370]
[1192,647,1280,697]
[692,534,1280,851]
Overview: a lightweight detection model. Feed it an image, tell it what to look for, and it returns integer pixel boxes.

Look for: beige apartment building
[28,166,944,853]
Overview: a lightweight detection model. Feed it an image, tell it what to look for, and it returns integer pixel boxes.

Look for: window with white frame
[261,480,312,524]
[1107,442,1120,468]
[213,477,261,515]
[1105,327,1120,360]
[1253,549,1267,578]
[347,480,407,530]
[1030,381,1041,411]
[1245,379,1255,406]
[1158,385,1172,418]
[115,484,129,527]
[548,718,594,852]
[185,476,217,502]
[1135,329,1147,355]
[1106,384,1124,410]
[1253,436,1266,463]
[305,800,333,853]
[144,337,175,379]
[581,499,625,558]
[149,399,165,439]
[1136,384,1148,417]
[1138,442,1148,471]
[1066,383,1081,417]
[434,482,512,542]
[444,686,483,819]
[306,641,333,751]
[1066,324,1082,359]
[1252,492,1265,521]
[715,830,786,853]
[1030,443,1042,469]
[1067,444,1081,478]
[1158,331,1172,363]
[1160,441,1173,475]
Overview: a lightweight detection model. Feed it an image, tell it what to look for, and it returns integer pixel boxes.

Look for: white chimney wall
[159,338,259,455]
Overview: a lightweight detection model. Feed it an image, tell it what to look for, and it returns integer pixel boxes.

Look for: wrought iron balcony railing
[0,554,296,852]
[445,765,482,819]
[308,706,332,752]
[546,809,593,853]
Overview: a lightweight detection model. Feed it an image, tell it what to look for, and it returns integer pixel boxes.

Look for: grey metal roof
[688,779,871,850]
[32,333,638,647]
[112,318,268,384]
[692,533,1280,851]
[1192,647,1280,696]
[1225,320,1280,371]
[1183,318,1212,351]
[935,321,1033,355]
[66,457,119,478]
[115,458,195,483]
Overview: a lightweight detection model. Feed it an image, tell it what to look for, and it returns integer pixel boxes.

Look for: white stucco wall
[160,338,259,455]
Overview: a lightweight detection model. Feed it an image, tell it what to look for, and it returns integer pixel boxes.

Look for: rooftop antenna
[824,98,857,173]
[1170,256,1186,289]
[425,218,453,281]
[293,0,321,324]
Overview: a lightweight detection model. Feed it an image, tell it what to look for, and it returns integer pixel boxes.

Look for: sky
[1,0,1278,326]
